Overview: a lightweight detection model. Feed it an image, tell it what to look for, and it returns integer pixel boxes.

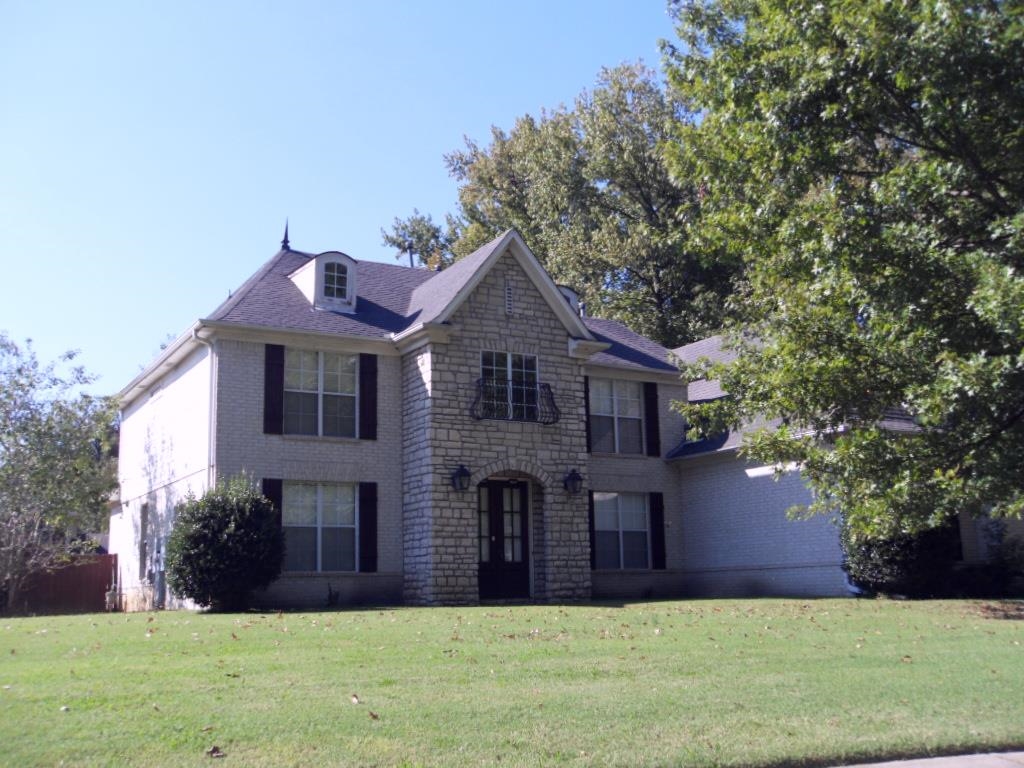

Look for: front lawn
[1,599,1022,767]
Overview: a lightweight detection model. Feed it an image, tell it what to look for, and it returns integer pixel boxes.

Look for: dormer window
[324,262,348,300]
[288,251,358,313]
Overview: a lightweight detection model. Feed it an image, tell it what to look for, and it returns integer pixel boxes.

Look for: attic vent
[505,278,514,315]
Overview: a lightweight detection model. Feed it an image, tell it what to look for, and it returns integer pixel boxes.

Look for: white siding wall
[110,345,213,610]
[675,452,849,597]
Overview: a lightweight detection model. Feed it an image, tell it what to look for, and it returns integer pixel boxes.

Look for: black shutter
[261,478,283,527]
[643,382,661,457]
[264,345,284,435]
[650,491,666,570]
[358,354,378,441]
[358,482,378,573]
[587,490,596,570]
[583,376,592,453]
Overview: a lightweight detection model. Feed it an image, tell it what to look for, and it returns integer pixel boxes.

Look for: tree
[380,209,457,270]
[165,476,284,611]
[664,0,1024,536]
[383,63,739,347]
[0,334,117,614]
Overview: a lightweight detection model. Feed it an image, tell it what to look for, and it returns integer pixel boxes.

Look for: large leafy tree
[383,63,738,346]
[665,0,1024,536]
[0,334,117,613]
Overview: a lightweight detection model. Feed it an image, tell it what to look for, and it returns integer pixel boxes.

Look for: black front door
[478,480,530,599]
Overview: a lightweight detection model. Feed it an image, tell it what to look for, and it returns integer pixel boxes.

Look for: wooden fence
[16,554,118,615]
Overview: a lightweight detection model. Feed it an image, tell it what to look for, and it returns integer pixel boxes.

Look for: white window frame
[589,378,645,454]
[593,491,651,570]
[323,261,348,300]
[480,351,540,422]
[283,349,359,437]
[281,481,359,573]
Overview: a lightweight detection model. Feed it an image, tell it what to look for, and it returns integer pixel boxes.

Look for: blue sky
[1,1,676,394]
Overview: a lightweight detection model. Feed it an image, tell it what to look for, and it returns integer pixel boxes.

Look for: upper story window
[589,378,643,454]
[593,491,650,569]
[284,348,357,437]
[323,262,348,300]
[282,481,357,572]
[480,351,538,421]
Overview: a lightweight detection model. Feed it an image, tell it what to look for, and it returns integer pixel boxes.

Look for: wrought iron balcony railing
[469,379,561,425]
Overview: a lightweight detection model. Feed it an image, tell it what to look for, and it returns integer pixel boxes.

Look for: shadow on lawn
[968,600,1024,621]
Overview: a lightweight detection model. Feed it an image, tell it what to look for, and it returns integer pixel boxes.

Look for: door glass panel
[479,509,490,562]
[504,538,513,562]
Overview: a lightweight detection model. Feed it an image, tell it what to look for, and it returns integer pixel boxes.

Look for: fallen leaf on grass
[231,633,238,641]
[206,745,225,758]
[351,694,360,705]
[369,711,380,720]
[901,655,913,663]
[201,725,215,732]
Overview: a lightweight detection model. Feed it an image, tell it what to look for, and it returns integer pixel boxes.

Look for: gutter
[191,327,217,488]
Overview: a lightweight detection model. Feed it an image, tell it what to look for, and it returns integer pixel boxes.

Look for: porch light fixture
[563,468,583,495]
[451,464,472,492]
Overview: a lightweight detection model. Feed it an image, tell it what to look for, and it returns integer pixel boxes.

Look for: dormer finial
[281,219,290,250]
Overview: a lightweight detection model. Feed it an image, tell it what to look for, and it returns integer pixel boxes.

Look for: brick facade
[112,230,883,610]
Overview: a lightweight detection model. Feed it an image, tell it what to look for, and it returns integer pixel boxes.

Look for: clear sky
[1,1,677,395]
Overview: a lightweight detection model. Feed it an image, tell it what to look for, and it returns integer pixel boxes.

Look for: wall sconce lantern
[451,464,472,492]
[563,468,583,495]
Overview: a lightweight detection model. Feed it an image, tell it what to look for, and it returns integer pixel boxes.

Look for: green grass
[1,599,1022,767]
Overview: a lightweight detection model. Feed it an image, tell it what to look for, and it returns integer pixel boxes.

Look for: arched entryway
[471,460,553,601]
[477,478,530,599]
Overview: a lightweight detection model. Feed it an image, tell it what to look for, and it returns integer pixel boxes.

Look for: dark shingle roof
[206,249,434,337]
[583,317,677,373]
[200,236,676,374]
[404,234,509,325]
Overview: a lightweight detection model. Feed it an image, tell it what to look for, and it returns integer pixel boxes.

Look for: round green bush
[166,476,284,611]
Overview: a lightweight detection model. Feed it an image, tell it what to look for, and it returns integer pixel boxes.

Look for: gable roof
[122,230,678,403]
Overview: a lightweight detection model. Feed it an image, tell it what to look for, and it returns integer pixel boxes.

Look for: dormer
[289,251,358,313]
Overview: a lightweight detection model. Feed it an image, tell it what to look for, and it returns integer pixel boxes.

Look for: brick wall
[213,337,405,604]
[675,452,849,597]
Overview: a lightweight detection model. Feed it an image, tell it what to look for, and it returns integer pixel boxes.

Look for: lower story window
[593,492,649,569]
[282,482,357,572]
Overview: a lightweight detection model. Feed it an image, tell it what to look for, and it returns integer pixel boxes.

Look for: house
[114,227,1000,610]
[109,229,692,609]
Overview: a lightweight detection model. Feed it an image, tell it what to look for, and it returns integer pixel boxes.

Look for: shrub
[165,476,284,611]
[841,520,960,598]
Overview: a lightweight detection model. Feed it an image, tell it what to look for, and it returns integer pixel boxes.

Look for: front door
[478,480,530,599]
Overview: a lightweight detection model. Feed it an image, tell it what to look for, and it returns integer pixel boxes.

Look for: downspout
[192,327,217,489]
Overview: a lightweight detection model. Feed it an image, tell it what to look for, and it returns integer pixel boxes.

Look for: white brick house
[108,229,854,609]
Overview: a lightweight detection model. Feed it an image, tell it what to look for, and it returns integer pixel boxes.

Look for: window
[324,262,348,299]
[593,492,649,569]
[283,349,357,437]
[480,351,538,421]
[282,482,357,572]
[589,378,643,454]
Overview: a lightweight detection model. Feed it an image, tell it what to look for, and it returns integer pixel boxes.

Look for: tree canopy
[383,63,739,347]
[0,334,117,613]
[665,0,1024,535]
